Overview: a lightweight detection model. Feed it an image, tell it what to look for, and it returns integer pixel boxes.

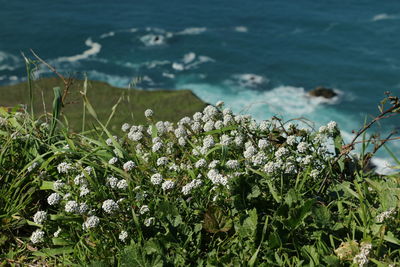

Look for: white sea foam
[172,62,184,71]
[100,31,115,39]
[183,52,196,64]
[372,13,398,21]
[57,38,101,62]
[233,74,268,88]
[0,51,20,71]
[140,34,166,46]
[234,26,248,33]
[162,72,175,79]
[87,70,132,88]
[185,56,215,70]
[177,27,207,35]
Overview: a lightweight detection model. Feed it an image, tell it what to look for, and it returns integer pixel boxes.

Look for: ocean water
[1,0,400,171]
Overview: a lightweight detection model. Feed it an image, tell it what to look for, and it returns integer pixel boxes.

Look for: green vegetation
[0,77,207,133]
[0,73,400,266]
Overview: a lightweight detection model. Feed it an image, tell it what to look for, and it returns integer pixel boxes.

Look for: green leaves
[203,206,232,234]
[238,208,258,239]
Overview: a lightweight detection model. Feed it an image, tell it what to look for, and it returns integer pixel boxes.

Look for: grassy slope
[0,78,207,133]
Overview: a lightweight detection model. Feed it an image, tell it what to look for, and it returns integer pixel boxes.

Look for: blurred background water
[1,0,400,171]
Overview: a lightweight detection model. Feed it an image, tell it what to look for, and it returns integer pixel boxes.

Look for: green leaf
[238,208,258,239]
[249,168,281,203]
[384,231,400,245]
[33,246,74,257]
[247,185,261,200]
[52,237,74,246]
[40,181,54,190]
[203,206,232,233]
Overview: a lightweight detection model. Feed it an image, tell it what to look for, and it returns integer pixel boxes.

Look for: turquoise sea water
[1,0,400,171]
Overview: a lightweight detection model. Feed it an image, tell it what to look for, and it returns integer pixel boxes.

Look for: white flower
[144,217,155,227]
[57,162,73,174]
[203,121,214,132]
[223,114,233,126]
[33,211,47,225]
[178,137,187,146]
[128,131,143,142]
[74,173,85,185]
[117,179,128,190]
[161,180,175,191]
[108,157,118,165]
[226,160,239,169]
[286,135,296,146]
[119,231,128,242]
[182,179,203,195]
[252,152,267,166]
[65,200,79,213]
[191,122,202,133]
[174,127,186,138]
[310,169,319,178]
[258,139,268,149]
[144,109,154,118]
[297,142,308,153]
[275,147,288,158]
[179,116,191,125]
[107,176,118,188]
[244,146,257,159]
[121,123,131,132]
[53,228,61,237]
[327,121,337,132]
[53,180,65,190]
[222,108,232,116]
[208,160,219,169]
[203,136,215,149]
[376,208,396,223]
[263,162,275,174]
[301,155,313,165]
[123,160,136,171]
[80,185,90,197]
[193,112,203,122]
[353,242,372,267]
[102,199,119,214]
[139,205,150,215]
[259,120,270,131]
[234,135,244,146]
[152,142,163,152]
[31,229,45,244]
[220,134,231,146]
[151,173,163,185]
[203,105,218,118]
[318,125,328,134]
[83,216,100,230]
[47,193,61,206]
[79,203,89,214]
[214,120,224,129]
[195,159,207,169]
[156,157,168,166]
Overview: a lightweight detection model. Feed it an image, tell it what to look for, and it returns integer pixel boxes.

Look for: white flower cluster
[123,160,136,171]
[83,215,100,230]
[102,199,119,214]
[353,242,372,267]
[30,229,45,244]
[33,211,47,225]
[57,162,73,174]
[47,193,61,206]
[182,179,203,195]
[376,207,396,223]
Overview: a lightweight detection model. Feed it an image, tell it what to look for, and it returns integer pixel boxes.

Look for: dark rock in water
[308,87,337,99]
